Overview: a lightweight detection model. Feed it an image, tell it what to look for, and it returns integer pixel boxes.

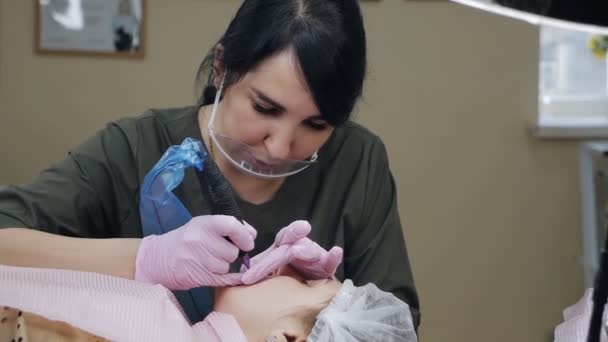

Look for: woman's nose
[266,140,290,160]
[265,129,294,160]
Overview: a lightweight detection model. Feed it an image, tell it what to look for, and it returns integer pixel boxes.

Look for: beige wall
[0,1,584,341]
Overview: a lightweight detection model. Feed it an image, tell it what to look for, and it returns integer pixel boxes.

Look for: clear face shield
[207,75,319,179]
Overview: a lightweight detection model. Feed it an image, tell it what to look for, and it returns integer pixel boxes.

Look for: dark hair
[195,0,367,126]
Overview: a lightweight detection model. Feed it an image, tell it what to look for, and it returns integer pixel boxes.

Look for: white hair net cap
[308,280,418,342]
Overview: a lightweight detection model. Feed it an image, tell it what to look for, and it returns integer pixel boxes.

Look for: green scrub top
[0,106,420,327]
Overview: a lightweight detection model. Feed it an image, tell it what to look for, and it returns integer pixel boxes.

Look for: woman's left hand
[241,221,343,285]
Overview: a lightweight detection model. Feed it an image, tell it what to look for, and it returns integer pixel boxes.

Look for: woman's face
[214,266,341,342]
[212,47,334,164]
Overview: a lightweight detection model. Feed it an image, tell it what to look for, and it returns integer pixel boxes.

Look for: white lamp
[450,0,608,34]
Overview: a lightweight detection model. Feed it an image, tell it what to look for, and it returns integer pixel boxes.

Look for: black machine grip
[196,157,243,221]
[195,155,247,273]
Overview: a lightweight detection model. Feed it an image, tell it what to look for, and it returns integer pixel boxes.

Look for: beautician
[0,0,420,328]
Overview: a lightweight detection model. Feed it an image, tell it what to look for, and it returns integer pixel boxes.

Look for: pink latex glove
[135,215,256,289]
[241,220,343,285]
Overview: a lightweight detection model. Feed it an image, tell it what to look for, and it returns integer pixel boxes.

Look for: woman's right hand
[134,215,256,289]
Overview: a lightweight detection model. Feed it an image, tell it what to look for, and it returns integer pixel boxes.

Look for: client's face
[214,266,341,342]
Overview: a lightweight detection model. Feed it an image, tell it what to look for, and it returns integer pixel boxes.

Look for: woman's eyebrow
[251,87,285,112]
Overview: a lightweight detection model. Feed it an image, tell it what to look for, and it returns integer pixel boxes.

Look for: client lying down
[0,264,417,341]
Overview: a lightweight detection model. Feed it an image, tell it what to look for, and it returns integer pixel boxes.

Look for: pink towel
[0,265,247,342]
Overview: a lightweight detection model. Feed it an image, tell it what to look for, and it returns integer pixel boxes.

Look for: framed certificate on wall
[35,0,145,59]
